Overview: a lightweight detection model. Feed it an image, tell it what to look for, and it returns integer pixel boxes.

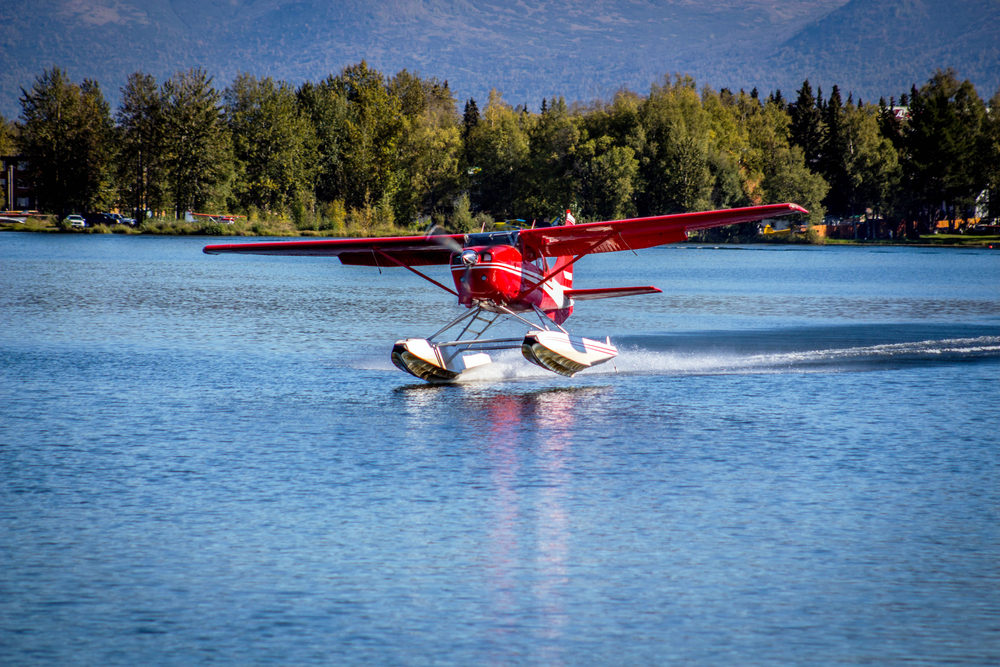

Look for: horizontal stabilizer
[565,286,662,301]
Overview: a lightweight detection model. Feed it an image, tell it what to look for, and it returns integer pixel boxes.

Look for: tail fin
[565,209,575,225]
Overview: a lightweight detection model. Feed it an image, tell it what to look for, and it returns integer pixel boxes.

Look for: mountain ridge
[2,0,997,120]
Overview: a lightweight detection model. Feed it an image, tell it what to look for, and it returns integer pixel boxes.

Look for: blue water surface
[2,233,999,664]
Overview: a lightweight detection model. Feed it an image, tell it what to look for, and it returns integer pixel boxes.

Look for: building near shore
[1,155,36,211]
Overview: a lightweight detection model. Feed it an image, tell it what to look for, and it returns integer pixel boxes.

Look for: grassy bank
[915,233,1000,247]
[0,215,415,238]
[823,234,1000,247]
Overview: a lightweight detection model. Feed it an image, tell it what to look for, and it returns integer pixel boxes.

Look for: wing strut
[517,231,617,299]
[374,249,458,297]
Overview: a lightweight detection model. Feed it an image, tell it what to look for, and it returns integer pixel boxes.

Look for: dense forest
[5,63,999,238]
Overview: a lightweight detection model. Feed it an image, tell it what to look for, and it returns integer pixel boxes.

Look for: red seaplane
[204,203,806,382]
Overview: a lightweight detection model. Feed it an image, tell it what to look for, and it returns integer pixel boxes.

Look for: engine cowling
[451,244,524,306]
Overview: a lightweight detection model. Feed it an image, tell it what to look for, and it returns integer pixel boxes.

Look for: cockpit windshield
[463,230,520,248]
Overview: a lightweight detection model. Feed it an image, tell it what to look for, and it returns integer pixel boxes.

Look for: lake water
[2,233,999,664]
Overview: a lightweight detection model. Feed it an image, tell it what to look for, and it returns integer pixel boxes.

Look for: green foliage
[986,92,1000,220]
[1,215,58,232]
[450,193,476,232]
[903,69,990,229]
[576,138,638,220]
[461,98,480,152]
[225,74,317,215]
[0,114,14,158]
[789,80,824,173]
[520,96,580,216]
[638,75,715,215]
[464,89,530,218]
[161,68,232,218]
[297,78,350,205]
[744,97,828,223]
[116,72,166,221]
[330,61,404,211]
[321,199,347,234]
[18,67,114,215]
[819,86,852,216]
[78,79,116,211]
[13,61,998,240]
[841,102,900,217]
[761,143,829,224]
[0,114,13,209]
[391,73,462,223]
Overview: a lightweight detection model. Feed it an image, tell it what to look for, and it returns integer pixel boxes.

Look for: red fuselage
[449,244,575,324]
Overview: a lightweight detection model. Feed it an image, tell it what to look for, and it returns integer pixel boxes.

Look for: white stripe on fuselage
[451,262,569,307]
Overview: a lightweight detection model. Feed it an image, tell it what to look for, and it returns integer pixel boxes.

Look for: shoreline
[2,222,997,248]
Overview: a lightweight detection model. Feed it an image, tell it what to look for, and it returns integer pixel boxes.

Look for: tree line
[6,63,999,237]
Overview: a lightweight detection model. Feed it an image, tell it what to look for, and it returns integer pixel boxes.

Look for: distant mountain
[767,0,1000,103]
[2,0,997,121]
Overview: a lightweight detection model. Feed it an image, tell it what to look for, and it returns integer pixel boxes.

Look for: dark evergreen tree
[462,98,480,138]
[902,69,988,231]
[877,96,904,148]
[820,85,852,216]
[18,67,114,215]
[117,72,166,221]
[985,91,1000,221]
[768,89,785,110]
[463,89,529,218]
[0,114,14,209]
[76,79,115,211]
[789,80,824,173]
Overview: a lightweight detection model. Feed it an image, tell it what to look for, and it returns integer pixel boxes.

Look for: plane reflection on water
[396,384,608,658]
[480,386,604,662]
[527,390,574,652]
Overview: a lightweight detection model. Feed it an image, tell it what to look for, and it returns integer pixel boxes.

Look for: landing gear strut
[390,305,618,383]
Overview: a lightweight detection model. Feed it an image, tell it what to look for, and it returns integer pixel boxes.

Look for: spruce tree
[18,67,114,215]
[903,70,988,230]
[820,85,852,217]
[789,80,824,173]
[462,98,480,144]
[117,72,166,221]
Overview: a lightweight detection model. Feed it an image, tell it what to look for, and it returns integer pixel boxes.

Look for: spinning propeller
[426,225,475,298]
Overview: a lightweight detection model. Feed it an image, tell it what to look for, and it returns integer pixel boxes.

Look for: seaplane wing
[518,203,808,257]
[204,203,806,265]
[203,233,464,266]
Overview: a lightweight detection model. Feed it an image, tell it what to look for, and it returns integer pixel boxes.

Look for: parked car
[110,213,137,226]
[84,213,118,227]
[64,214,86,228]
